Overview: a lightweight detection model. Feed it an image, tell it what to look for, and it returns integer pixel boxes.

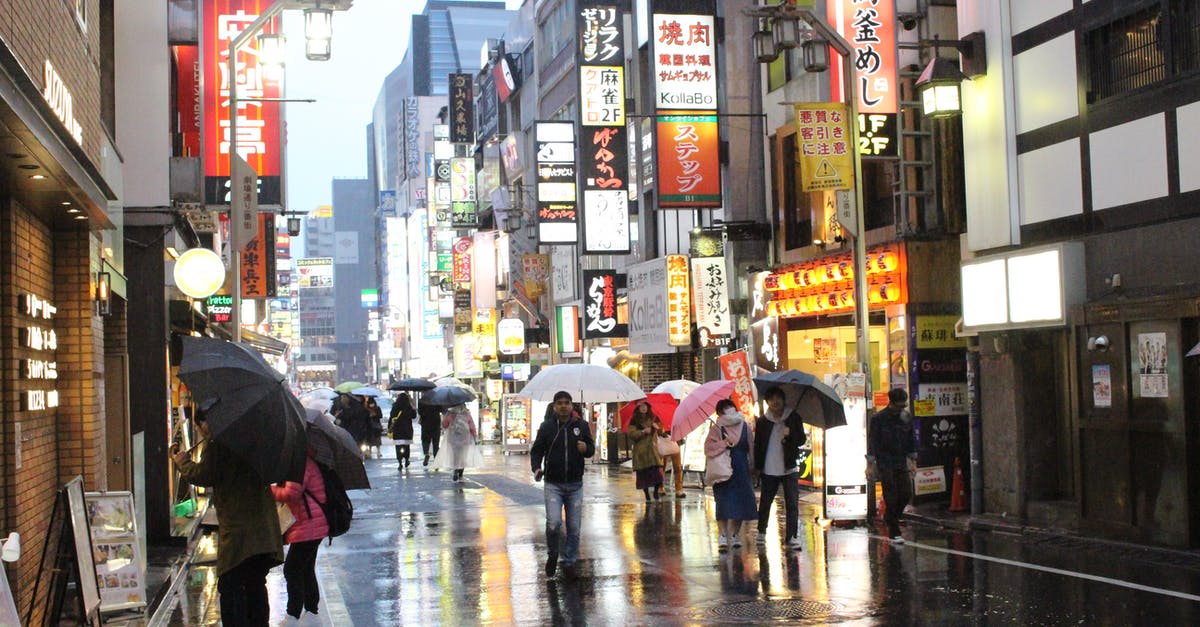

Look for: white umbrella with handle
[518,364,646,403]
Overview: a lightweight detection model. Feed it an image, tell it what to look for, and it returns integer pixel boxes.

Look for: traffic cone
[949,457,968,512]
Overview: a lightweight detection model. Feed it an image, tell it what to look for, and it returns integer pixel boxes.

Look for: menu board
[85,491,146,612]
[503,395,532,451]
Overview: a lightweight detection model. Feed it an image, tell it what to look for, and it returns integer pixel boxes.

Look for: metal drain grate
[708,599,839,620]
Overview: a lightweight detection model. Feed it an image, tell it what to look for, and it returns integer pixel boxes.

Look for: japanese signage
[535,122,578,244]
[497,318,525,355]
[915,315,966,349]
[652,12,717,110]
[794,103,854,192]
[448,73,474,144]
[582,269,626,339]
[859,112,897,157]
[579,4,624,64]
[656,113,721,207]
[915,383,968,416]
[521,253,550,299]
[550,245,577,304]
[240,213,275,299]
[690,256,731,347]
[580,65,626,127]
[295,257,333,289]
[473,308,497,359]
[453,290,473,334]
[751,316,780,371]
[627,257,672,355]
[581,126,630,254]
[453,331,482,378]
[476,68,500,142]
[665,254,691,346]
[828,0,898,115]
[718,351,756,418]
[473,231,497,310]
[202,0,282,206]
[231,155,259,252]
[452,237,473,285]
[450,158,478,228]
[205,294,233,323]
[404,97,422,179]
[18,293,59,412]
[174,45,201,156]
[379,190,397,218]
[764,244,906,318]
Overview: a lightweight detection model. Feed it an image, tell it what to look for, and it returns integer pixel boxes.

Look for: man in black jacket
[753,386,808,550]
[530,390,595,580]
[867,388,916,542]
[417,402,442,467]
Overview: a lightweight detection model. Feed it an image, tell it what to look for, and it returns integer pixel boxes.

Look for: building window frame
[1086,0,1200,104]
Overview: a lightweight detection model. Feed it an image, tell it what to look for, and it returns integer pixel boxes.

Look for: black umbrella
[389,377,436,392]
[420,385,476,407]
[178,336,307,483]
[752,369,848,429]
[305,409,370,490]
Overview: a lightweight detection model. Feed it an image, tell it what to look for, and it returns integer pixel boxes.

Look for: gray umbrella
[420,385,476,407]
[178,336,307,483]
[389,377,436,392]
[304,409,370,490]
[752,369,848,429]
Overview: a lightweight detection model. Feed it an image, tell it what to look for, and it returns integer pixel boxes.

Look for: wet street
[159,444,1200,625]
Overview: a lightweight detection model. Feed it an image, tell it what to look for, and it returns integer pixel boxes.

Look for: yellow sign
[473,308,497,358]
[916,315,966,349]
[913,398,937,417]
[794,103,854,192]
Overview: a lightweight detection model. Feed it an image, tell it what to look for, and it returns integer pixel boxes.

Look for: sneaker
[545,551,558,577]
[717,534,728,550]
[731,536,742,549]
[890,534,905,545]
[787,536,803,551]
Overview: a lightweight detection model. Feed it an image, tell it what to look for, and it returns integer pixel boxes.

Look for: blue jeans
[544,481,584,566]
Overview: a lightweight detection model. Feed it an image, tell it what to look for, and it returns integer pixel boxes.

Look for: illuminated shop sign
[691,256,730,347]
[582,269,626,339]
[764,245,906,318]
[535,122,578,244]
[43,61,82,144]
[206,294,234,323]
[652,12,717,110]
[960,242,1084,332]
[577,4,629,254]
[666,255,691,346]
[19,293,59,411]
[827,0,899,158]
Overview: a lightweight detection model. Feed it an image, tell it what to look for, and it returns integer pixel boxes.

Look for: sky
[282,0,522,222]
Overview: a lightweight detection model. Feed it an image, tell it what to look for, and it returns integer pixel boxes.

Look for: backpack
[305,462,353,540]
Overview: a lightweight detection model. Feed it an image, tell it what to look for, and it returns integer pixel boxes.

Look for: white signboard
[916,383,968,416]
[690,256,731,344]
[824,373,868,521]
[334,232,359,265]
[550,245,576,305]
[582,190,629,252]
[652,13,717,110]
[627,257,673,355]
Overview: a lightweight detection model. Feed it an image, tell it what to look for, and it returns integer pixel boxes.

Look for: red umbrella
[618,393,678,431]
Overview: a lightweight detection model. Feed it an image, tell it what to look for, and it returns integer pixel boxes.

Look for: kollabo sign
[652,12,717,109]
[626,257,671,355]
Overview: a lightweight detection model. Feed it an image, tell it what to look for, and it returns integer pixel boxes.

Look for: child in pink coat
[271,455,329,621]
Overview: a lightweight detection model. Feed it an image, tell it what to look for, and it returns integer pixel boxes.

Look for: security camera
[1087,336,1110,351]
[898,13,919,31]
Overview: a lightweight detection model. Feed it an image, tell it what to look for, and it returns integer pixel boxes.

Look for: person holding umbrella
[270,448,329,622]
[418,402,442,467]
[171,409,283,626]
[433,403,482,481]
[388,392,417,471]
[705,399,757,551]
[626,400,665,502]
[754,386,808,551]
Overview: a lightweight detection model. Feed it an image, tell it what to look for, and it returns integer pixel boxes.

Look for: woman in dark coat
[627,401,665,502]
[705,399,756,551]
[389,392,417,470]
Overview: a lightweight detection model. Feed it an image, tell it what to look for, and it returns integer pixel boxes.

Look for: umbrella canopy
[389,377,436,392]
[752,370,847,429]
[334,381,367,393]
[350,387,383,398]
[300,387,338,401]
[619,393,679,431]
[178,336,307,483]
[305,409,370,490]
[518,364,646,403]
[421,385,476,407]
[670,379,736,440]
[651,379,701,401]
[434,376,473,390]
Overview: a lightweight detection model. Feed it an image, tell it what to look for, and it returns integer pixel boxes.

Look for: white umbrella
[434,376,473,390]
[651,379,701,401]
[299,387,338,401]
[518,364,646,403]
[350,386,383,398]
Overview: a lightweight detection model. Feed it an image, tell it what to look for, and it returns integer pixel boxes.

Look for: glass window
[1086,0,1199,103]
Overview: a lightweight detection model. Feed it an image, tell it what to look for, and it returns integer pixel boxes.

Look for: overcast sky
[282,0,521,221]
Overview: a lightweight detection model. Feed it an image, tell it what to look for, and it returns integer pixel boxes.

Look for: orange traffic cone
[949,457,968,512]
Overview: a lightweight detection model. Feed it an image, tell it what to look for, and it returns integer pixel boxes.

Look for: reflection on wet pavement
[159,448,1200,625]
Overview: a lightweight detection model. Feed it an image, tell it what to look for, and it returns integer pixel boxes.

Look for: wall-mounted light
[801,38,829,73]
[174,247,226,299]
[96,271,112,316]
[753,20,779,63]
[772,13,803,50]
[915,32,988,118]
[304,7,333,61]
[287,217,302,236]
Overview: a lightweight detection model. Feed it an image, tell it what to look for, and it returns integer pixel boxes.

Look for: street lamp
[227,0,351,343]
[914,33,988,118]
[303,7,333,60]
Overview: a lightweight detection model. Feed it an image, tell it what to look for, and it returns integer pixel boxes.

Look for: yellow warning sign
[795,103,855,192]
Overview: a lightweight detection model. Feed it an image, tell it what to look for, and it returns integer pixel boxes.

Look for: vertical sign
[656,113,721,207]
[719,351,757,418]
[828,0,898,156]
[449,73,475,144]
[652,11,717,109]
[231,155,260,251]
[627,257,672,355]
[578,3,630,254]
[452,237,473,285]
[582,269,626,339]
[202,0,283,205]
[691,256,731,347]
[404,97,422,179]
[535,122,578,244]
[666,254,691,346]
[174,45,201,156]
[450,157,478,227]
[793,103,855,192]
[241,213,276,298]
[555,305,581,354]
[472,231,497,310]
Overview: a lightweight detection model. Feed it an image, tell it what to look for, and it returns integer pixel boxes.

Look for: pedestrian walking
[364,396,384,459]
[530,391,596,580]
[333,394,372,456]
[389,393,417,470]
[705,399,757,551]
[418,402,442,466]
[433,403,482,481]
[660,434,685,499]
[753,386,808,551]
[867,388,917,542]
[171,410,283,627]
[270,452,329,623]
[627,401,665,502]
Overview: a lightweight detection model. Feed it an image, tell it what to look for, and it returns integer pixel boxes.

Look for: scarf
[714,408,745,446]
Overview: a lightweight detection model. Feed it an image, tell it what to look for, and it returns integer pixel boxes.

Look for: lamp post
[227,0,346,342]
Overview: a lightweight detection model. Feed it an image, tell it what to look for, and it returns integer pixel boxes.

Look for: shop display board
[85,491,147,612]
[822,374,868,520]
[28,477,101,626]
[0,562,18,626]
[502,395,532,453]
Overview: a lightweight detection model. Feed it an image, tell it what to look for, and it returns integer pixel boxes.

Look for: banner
[448,73,474,143]
[793,103,855,192]
[666,255,691,346]
[582,269,626,339]
[295,258,332,288]
[690,256,731,347]
[656,113,721,207]
[719,351,757,417]
[202,0,282,205]
[240,213,275,299]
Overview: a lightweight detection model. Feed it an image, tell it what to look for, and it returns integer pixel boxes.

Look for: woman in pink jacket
[271,454,329,622]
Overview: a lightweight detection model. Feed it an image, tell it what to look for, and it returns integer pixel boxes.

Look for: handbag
[704,426,733,485]
[276,502,296,535]
[656,435,680,457]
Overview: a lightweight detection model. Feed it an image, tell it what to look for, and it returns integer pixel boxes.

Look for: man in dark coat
[867,388,917,542]
[418,402,442,466]
[753,386,808,550]
[530,391,595,580]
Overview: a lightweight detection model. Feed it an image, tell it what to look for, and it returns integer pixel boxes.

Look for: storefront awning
[240,329,289,356]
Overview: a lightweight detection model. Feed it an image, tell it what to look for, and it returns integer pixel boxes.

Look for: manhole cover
[709,599,839,620]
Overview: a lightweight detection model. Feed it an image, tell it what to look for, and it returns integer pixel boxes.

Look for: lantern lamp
[915,32,988,118]
[174,247,226,299]
[304,7,333,61]
[772,14,803,50]
[754,25,778,63]
[801,38,829,73]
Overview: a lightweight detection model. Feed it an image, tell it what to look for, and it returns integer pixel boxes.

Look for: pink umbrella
[670,379,736,440]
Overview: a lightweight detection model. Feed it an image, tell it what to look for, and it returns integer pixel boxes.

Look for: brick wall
[0,0,104,165]
[639,352,703,391]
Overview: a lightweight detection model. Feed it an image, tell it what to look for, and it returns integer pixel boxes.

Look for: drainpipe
[965,342,983,514]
